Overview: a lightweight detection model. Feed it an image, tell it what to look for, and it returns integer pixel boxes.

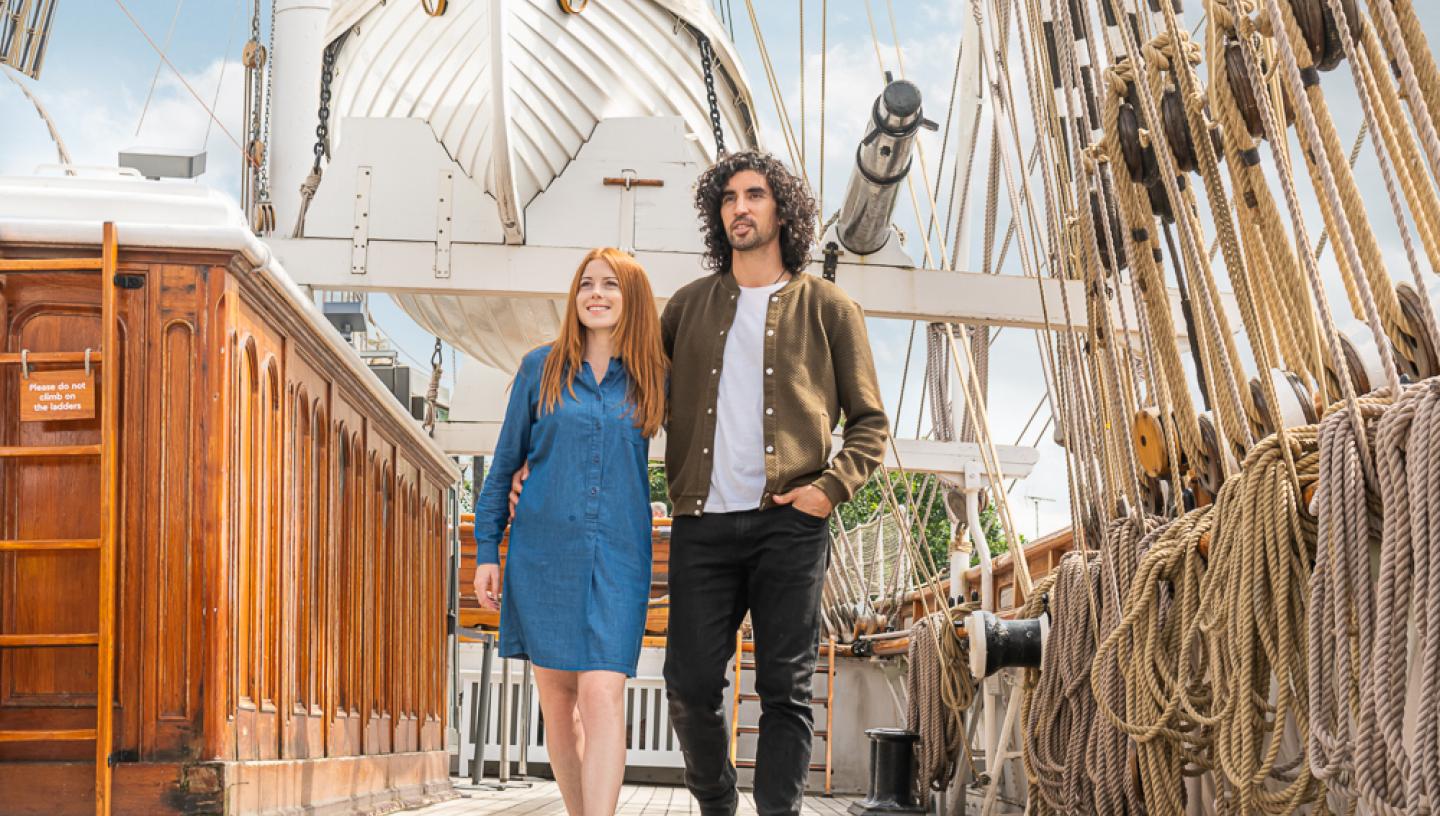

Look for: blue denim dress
[473,345,653,676]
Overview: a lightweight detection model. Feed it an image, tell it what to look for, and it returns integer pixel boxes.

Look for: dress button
[766,367,773,375]
[766,445,774,453]
[593,456,600,463]
[591,487,599,495]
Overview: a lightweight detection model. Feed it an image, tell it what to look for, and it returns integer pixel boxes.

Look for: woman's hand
[474,564,501,611]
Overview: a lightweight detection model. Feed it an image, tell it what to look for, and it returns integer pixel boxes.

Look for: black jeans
[663,505,830,816]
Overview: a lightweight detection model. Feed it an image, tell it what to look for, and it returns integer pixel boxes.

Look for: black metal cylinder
[847,728,926,815]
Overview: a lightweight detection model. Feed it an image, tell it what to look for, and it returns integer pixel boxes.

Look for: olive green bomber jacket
[660,271,889,516]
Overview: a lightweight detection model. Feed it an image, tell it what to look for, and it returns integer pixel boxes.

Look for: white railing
[456,648,685,776]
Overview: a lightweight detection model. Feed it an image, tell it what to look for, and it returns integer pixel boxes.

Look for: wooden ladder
[728,631,836,796]
[0,223,121,816]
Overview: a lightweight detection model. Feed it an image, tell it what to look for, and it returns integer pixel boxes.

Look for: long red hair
[537,248,668,437]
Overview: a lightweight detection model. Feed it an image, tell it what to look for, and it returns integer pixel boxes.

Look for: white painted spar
[269,0,333,234]
[433,418,1039,483]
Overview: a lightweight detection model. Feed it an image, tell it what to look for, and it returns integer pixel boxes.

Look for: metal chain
[696,32,727,158]
[247,1,263,149]
[257,0,277,200]
[240,0,266,214]
[312,30,351,173]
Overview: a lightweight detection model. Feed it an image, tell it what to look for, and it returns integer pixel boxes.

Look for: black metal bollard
[847,728,926,815]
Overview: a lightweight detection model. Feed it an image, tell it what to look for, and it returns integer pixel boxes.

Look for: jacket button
[703,448,710,454]
[712,369,718,375]
[765,367,773,375]
[771,296,778,302]
[707,408,714,414]
[765,408,773,415]
[766,329,774,336]
[766,445,774,453]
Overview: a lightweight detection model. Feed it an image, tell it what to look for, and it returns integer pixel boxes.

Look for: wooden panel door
[0,270,144,762]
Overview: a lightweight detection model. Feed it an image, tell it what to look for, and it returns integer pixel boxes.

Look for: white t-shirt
[705,280,785,513]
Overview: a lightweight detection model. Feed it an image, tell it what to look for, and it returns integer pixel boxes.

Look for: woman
[472,247,666,816]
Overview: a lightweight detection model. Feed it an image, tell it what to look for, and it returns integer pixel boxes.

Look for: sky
[4,0,1439,539]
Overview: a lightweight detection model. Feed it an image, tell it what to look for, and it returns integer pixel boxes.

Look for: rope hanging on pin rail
[424,337,444,434]
[421,0,448,16]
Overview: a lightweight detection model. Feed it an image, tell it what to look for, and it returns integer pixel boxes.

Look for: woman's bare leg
[576,670,629,816]
[534,667,585,815]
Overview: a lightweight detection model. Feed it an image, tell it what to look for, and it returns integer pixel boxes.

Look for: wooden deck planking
[412,781,858,816]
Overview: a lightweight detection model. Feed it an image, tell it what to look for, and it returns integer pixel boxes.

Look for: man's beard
[728,219,777,252]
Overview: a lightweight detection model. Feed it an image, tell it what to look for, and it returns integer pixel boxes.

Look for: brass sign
[19,370,97,422]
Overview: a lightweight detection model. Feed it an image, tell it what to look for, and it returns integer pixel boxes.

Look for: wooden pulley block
[1193,412,1236,496]
[1396,280,1440,380]
[252,201,276,235]
[1190,484,1215,509]
[242,40,267,70]
[1138,474,1170,518]
[1323,329,1384,397]
[1287,0,1362,72]
[1248,368,1319,439]
[1162,89,1200,173]
[1116,101,1155,185]
[1132,407,1171,478]
[1320,0,1363,71]
[1145,177,1177,224]
[246,139,266,166]
[1090,188,1128,274]
[1224,40,1265,138]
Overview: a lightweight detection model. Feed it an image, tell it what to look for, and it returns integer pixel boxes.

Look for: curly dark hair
[694,151,818,276]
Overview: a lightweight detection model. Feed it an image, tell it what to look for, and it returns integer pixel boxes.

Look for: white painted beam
[269,237,1236,341]
[435,421,1038,484]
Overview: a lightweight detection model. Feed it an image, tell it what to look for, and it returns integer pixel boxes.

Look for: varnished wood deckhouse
[0,176,459,815]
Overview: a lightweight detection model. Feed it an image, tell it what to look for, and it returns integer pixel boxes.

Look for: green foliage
[643,465,1021,577]
[649,465,671,513]
[835,471,954,572]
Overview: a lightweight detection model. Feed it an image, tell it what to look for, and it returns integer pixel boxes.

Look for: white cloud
[2,57,247,200]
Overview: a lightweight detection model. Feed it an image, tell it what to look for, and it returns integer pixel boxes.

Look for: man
[660,150,888,816]
[512,151,887,814]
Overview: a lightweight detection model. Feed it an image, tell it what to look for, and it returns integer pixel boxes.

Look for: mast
[269,0,333,236]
